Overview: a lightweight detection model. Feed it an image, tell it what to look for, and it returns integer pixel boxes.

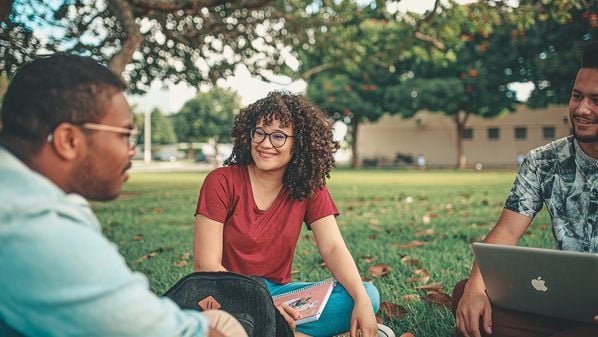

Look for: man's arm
[455,208,533,337]
[0,217,211,337]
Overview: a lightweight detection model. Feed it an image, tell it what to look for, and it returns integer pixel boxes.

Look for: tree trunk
[454,111,470,169]
[350,120,360,168]
[107,0,142,77]
[212,136,220,169]
[187,142,194,160]
[0,0,13,23]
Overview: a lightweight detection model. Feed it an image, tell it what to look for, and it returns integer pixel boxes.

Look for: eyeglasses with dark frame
[250,128,293,148]
[47,123,140,148]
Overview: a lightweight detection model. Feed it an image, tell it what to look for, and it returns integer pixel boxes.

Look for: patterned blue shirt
[0,146,209,337]
[505,136,598,252]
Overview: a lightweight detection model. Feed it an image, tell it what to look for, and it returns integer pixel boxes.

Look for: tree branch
[108,0,143,77]
[414,31,445,50]
[412,0,445,50]
[301,63,336,80]
[130,0,272,12]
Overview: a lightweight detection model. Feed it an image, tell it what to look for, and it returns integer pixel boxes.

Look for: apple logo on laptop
[531,276,548,292]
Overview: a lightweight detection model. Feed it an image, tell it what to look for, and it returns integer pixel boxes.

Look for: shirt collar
[574,139,598,176]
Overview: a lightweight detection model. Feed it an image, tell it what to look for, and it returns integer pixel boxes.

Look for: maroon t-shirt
[195,165,339,284]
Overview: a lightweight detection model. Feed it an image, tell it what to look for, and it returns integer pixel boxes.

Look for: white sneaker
[377,323,396,337]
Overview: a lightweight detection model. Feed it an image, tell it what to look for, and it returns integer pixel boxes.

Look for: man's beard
[572,126,598,143]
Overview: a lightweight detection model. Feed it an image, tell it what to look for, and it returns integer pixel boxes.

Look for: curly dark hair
[0,53,126,157]
[582,41,598,69]
[225,91,340,200]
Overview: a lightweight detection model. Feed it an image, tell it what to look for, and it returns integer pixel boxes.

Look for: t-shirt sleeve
[195,168,232,223]
[504,153,544,218]
[304,186,340,228]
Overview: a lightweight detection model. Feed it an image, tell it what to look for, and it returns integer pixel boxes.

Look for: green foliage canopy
[173,87,240,145]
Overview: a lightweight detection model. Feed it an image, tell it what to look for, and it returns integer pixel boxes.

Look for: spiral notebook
[272,279,336,325]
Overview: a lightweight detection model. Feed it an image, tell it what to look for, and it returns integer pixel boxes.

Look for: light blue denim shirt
[0,146,209,337]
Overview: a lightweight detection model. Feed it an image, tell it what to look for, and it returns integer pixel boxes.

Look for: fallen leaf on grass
[369,224,382,231]
[400,256,421,266]
[131,234,143,241]
[368,263,392,277]
[173,260,188,268]
[415,282,444,292]
[151,207,164,214]
[379,301,408,320]
[361,255,379,263]
[394,240,426,249]
[400,294,421,302]
[406,269,430,283]
[400,333,416,337]
[423,290,452,308]
[136,247,165,263]
[369,234,377,240]
[415,229,435,237]
[173,252,191,268]
[291,269,299,275]
[422,215,431,224]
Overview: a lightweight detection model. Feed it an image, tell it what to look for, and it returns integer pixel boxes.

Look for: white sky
[127,0,483,114]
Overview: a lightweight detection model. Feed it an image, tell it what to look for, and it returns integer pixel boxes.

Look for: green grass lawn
[93,169,553,336]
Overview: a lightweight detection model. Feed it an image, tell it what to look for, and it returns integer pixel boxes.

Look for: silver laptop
[472,242,598,323]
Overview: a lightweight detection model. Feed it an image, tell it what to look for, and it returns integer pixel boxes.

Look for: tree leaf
[368,263,392,277]
[415,282,444,292]
[400,255,421,266]
[394,240,426,249]
[379,301,408,320]
[401,294,421,302]
[361,255,379,263]
[414,229,435,237]
[406,269,430,283]
[422,290,452,308]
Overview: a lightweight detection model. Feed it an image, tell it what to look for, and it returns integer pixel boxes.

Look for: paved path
[130,160,214,173]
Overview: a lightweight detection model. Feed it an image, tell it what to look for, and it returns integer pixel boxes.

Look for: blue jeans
[263,278,380,337]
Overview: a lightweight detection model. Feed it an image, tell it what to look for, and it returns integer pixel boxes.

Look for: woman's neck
[248,164,284,189]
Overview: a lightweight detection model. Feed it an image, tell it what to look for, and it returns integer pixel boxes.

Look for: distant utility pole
[144,109,151,164]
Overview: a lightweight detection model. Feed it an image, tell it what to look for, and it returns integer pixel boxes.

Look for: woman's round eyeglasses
[250,128,293,148]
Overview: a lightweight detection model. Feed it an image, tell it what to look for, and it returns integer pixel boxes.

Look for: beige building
[357,105,572,168]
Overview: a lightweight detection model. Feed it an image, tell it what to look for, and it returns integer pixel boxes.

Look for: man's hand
[455,281,493,337]
[276,303,301,331]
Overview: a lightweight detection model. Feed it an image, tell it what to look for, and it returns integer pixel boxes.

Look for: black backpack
[163,271,294,337]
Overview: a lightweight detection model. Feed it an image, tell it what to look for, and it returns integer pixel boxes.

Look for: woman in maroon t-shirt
[194,92,392,337]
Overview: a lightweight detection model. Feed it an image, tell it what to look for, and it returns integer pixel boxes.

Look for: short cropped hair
[581,41,598,69]
[225,91,339,200]
[0,53,126,153]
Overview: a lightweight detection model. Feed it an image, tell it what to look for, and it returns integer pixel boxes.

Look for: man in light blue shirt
[0,54,247,337]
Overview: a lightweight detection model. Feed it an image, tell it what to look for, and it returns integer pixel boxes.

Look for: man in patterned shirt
[453,41,598,337]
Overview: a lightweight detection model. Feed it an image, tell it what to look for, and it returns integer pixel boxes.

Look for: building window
[488,127,500,140]
[463,128,474,140]
[514,127,527,140]
[543,126,556,140]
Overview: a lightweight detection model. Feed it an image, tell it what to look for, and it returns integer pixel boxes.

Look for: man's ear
[49,123,85,161]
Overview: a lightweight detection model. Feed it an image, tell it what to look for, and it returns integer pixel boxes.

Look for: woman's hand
[276,303,302,332]
[350,299,378,337]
